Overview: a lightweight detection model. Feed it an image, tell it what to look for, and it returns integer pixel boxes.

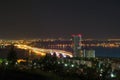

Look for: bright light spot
[17,59,26,63]
[100,69,103,72]
[62,54,66,58]
[100,74,102,77]
[55,52,59,57]
[78,34,82,37]
[50,52,53,55]
[5,62,8,65]
[111,73,116,78]
[71,64,74,67]
[58,62,60,64]
[34,63,37,66]
[64,64,68,67]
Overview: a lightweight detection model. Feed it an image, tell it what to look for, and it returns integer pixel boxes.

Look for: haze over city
[0,0,120,39]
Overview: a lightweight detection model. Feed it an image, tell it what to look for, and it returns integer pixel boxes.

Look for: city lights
[15,44,73,57]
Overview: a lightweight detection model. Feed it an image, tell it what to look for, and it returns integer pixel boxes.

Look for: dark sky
[0,0,120,39]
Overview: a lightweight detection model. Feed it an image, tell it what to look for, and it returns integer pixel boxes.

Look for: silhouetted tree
[41,53,58,71]
[7,45,17,65]
[59,53,63,58]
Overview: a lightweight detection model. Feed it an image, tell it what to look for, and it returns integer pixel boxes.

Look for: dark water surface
[84,47,120,57]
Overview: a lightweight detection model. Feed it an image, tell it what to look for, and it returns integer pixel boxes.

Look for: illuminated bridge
[15,44,73,58]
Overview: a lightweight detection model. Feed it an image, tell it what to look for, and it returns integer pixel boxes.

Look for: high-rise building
[72,34,82,57]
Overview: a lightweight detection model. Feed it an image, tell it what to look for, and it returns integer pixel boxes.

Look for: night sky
[0,0,120,39]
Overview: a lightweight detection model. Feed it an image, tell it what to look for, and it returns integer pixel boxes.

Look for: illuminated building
[72,34,82,57]
[84,50,95,58]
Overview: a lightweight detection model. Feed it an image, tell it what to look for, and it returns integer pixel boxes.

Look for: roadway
[14,44,73,58]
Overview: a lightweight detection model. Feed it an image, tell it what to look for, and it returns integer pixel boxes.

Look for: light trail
[15,44,73,57]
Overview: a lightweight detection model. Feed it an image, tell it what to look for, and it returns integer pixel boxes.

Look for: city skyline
[0,0,120,39]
